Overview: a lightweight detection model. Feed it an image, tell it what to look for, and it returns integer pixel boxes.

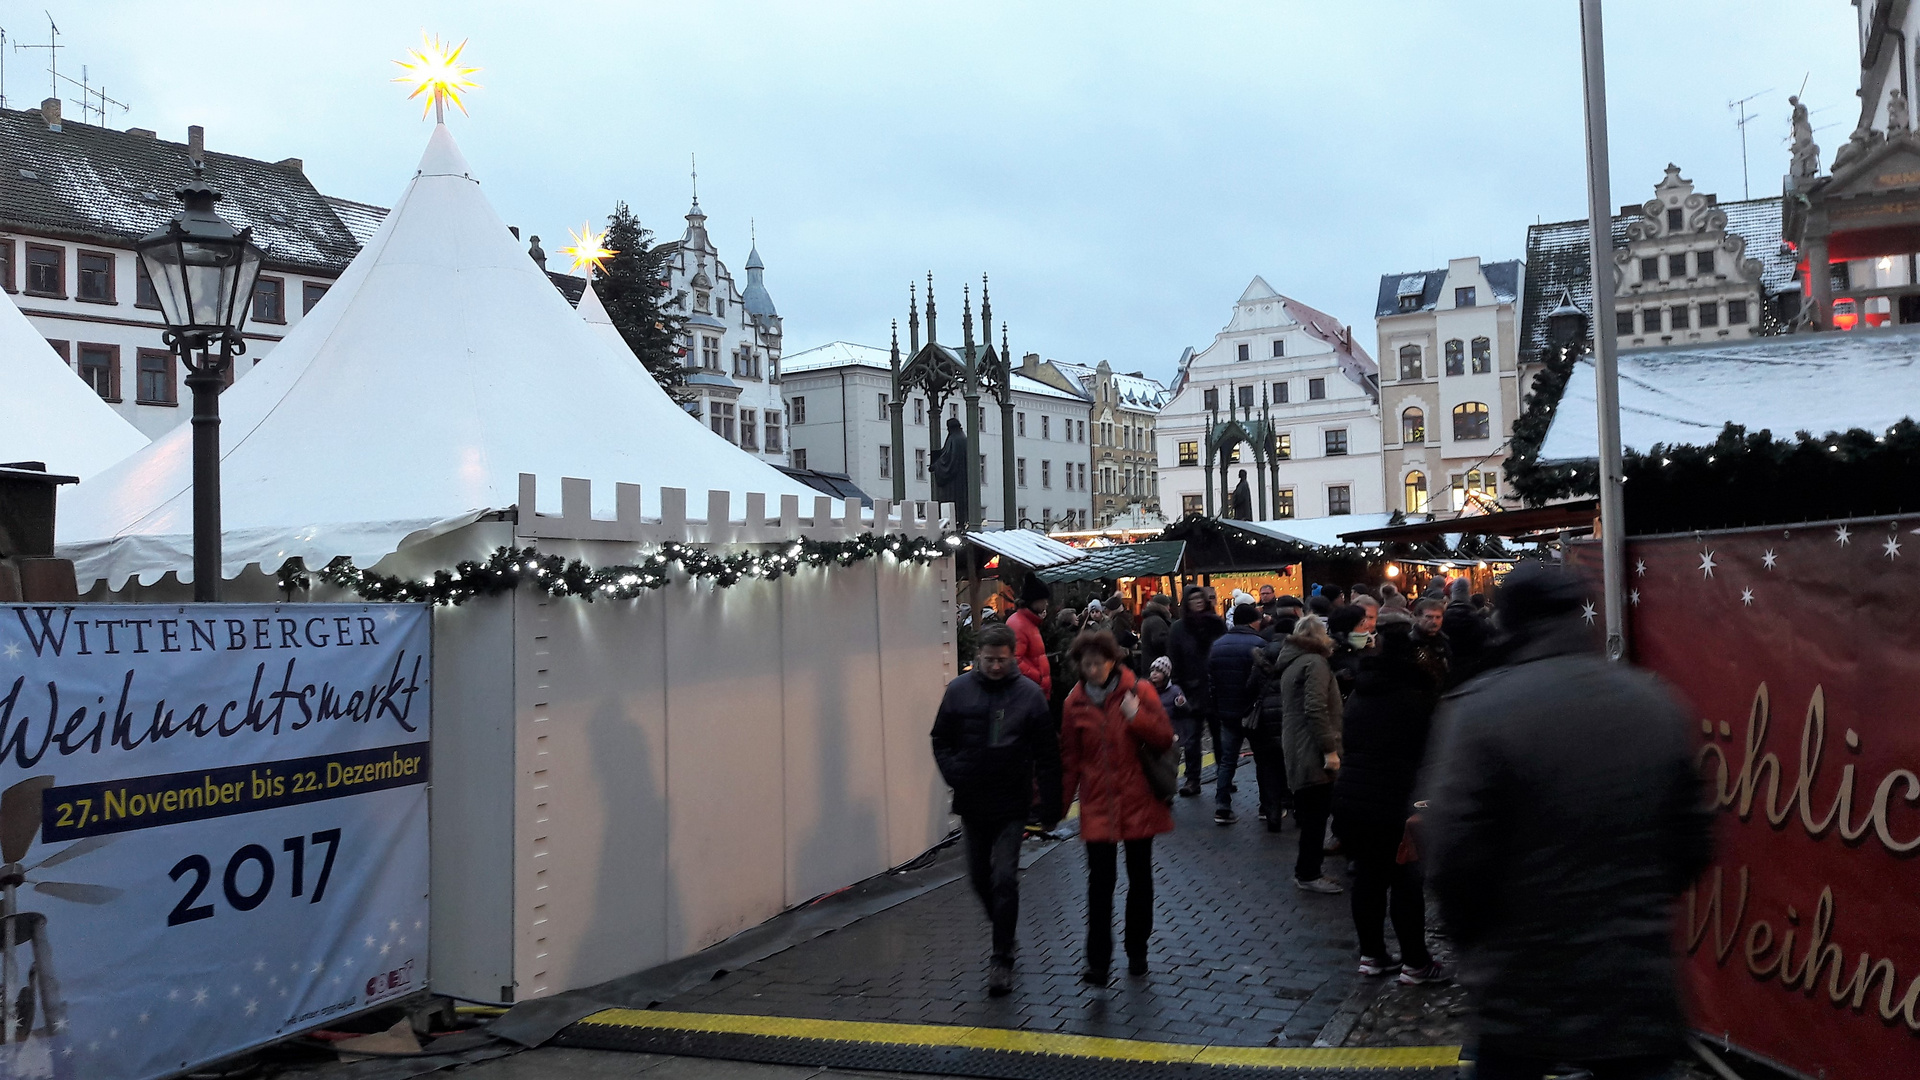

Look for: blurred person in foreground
[930,625,1062,997]
[1421,563,1711,1080]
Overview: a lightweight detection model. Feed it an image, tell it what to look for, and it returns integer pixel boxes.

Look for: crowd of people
[931,564,1711,1079]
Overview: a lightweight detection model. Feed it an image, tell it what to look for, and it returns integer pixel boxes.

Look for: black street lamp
[135,168,266,601]
[1547,289,1589,349]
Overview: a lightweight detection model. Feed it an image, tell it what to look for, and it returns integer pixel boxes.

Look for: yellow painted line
[576,1008,1463,1069]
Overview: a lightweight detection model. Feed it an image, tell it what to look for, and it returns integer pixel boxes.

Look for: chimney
[275,157,303,173]
[40,97,60,131]
[1022,351,1040,373]
[188,125,204,166]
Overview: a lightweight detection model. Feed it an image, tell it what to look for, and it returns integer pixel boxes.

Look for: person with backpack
[1060,630,1175,985]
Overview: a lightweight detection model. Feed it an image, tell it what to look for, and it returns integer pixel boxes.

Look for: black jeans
[1212,716,1245,809]
[1180,712,1221,787]
[1249,731,1290,821]
[962,816,1026,962]
[1084,837,1154,970]
[1343,821,1430,966]
[1292,782,1333,881]
[1472,1049,1676,1080]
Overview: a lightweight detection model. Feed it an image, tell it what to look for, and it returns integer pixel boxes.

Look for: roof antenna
[690,152,699,209]
[14,14,61,103]
[1728,88,1773,200]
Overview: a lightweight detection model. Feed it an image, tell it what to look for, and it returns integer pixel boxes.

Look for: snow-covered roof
[0,289,148,479]
[782,341,1091,403]
[56,123,815,589]
[1537,327,1920,462]
[964,528,1087,569]
[1518,196,1796,360]
[0,107,366,275]
[325,195,389,247]
[1224,514,1396,549]
[1376,261,1522,318]
[1047,361,1171,410]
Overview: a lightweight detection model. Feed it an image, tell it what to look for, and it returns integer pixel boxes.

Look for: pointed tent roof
[57,123,815,588]
[0,289,147,479]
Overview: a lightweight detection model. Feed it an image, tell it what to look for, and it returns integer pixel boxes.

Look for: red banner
[1577,519,1920,1078]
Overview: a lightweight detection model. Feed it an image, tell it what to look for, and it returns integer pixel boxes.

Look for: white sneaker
[1294,876,1344,894]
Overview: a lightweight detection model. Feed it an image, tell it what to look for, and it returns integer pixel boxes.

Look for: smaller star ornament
[1634,559,1647,577]
[1629,588,1641,607]
[1836,524,1852,546]
[1581,601,1598,624]
[1885,535,1903,560]
[1762,548,1778,570]
[558,223,617,277]
[1698,550,1717,578]
[1740,588,1755,606]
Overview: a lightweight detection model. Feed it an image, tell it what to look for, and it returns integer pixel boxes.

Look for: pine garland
[278,533,958,607]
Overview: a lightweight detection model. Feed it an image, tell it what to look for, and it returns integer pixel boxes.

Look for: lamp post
[135,168,267,602]
[1578,0,1629,661]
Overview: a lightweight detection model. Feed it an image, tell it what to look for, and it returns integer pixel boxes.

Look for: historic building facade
[1374,257,1524,514]
[1020,357,1168,525]
[659,195,788,466]
[1518,169,1797,377]
[1157,277,1381,520]
[0,101,381,438]
[1784,0,1920,331]
[780,341,1093,530]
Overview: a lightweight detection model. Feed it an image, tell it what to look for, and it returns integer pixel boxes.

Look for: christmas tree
[598,201,690,400]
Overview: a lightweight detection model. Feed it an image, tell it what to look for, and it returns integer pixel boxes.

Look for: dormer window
[1667,207,1683,231]
[1398,294,1420,313]
[1455,286,1476,307]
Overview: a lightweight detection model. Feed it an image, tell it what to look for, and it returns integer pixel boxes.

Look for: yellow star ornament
[559,224,617,277]
[393,34,481,121]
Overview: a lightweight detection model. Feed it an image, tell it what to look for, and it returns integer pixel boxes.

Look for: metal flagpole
[1580,0,1629,661]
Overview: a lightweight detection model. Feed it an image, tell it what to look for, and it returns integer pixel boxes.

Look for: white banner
[0,603,431,1080]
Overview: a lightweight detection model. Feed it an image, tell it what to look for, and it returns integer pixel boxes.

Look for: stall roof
[56,122,815,588]
[1224,514,1398,548]
[964,529,1087,569]
[1539,329,1920,462]
[1035,541,1185,583]
[1338,501,1597,544]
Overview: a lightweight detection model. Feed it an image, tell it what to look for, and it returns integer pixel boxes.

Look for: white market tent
[1226,513,1398,549]
[57,123,816,588]
[1539,328,1920,463]
[0,289,148,479]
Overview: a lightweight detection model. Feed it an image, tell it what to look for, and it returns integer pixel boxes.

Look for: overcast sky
[5,2,1860,383]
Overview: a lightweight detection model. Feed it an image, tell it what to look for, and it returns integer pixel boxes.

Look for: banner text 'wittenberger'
[0,610,426,767]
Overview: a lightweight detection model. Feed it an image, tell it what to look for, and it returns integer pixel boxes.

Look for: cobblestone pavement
[448,1045,930,1079]
[656,758,1381,1048]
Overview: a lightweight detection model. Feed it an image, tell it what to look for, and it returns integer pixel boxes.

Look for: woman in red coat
[1007,576,1052,696]
[1060,629,1175,984]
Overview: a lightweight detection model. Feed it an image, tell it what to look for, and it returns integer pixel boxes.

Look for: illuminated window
[1445,339,1464,377]
[1404,471,1428,513]
[1452,402,1490,440]
[1401,407,1425,443]
[1177,440,1198,466]
[1471,336,1491,374]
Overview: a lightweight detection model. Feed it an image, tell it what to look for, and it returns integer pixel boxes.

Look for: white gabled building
[1157,277,1382,520]
[780,341,1095,530]
[659,196,788,467]
[1374,257,1525,514]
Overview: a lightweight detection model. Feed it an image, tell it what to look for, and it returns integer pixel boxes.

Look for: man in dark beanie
[1008,575,1053,698]
[1420,561,1712,1078]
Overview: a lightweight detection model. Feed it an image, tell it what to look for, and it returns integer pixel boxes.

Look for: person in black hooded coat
[1165,585,1225,796]
[1331,623,1439,981]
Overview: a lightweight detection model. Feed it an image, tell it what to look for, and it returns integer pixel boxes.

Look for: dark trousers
[1249,731,1290,820]
[1212,716,1244,809]
[1292,782,1333,881]
[1473,1049,1675,1080]
[962,816,1026,961]
[1344,822,1430,966]
[1084,837,1154,970]
[1180,712,1220,786]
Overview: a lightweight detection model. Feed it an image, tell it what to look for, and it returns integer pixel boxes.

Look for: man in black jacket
[931,625,1062,996]
[1165,585,1226,796]
[1440,577,1490,684]
[1422,563,1712,1078]
[1205,604,1268,825]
